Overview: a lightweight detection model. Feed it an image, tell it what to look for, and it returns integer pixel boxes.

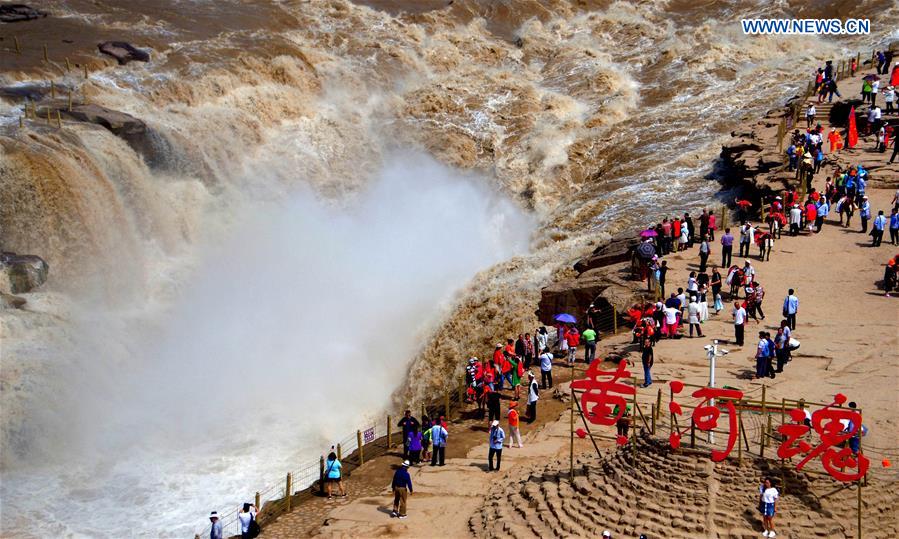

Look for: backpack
[248,513,261,538]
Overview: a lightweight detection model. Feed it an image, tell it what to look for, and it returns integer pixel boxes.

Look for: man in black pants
[720,228,734,268]
[486,388,501,423]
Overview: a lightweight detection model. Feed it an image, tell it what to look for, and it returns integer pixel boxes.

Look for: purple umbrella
[640,229,658,238]
[554,313,577,324]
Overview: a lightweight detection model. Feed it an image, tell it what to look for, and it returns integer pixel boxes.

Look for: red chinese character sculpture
[571,360,634,426]
[777,396,870,482]
[690,387,744,462]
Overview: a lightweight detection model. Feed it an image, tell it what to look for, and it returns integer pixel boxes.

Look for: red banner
[847,106,858,148]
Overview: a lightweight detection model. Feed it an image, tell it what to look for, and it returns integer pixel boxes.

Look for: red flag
[847,106,858,149]
[891,64,899,88]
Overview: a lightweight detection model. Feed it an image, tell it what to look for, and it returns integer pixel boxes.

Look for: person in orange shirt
[492,344,506,390]
[828,128,843,153]
[506,402,523,448]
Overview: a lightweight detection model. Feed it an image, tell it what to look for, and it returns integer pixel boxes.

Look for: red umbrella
[736,199,752,208]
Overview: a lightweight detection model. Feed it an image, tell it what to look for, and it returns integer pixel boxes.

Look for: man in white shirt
[663,304,679,338]
[806,104,816,128]
[539,348,554,389]
[237,503,257,538]
[732,301,746,346]
[789,205,802,236]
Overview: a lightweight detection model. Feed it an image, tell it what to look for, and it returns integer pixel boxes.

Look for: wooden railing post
[357,430,364,465]
[387,415,392,448]
[14,36,20,54]
[760,385,767,457]
[337,443,342,461]
[255,491,261,512]
[612,307,618,334]
[285,473,292,512]
[444,390,450,420]
[319,456,325,495]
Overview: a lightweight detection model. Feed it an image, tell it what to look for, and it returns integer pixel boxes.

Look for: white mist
[1,153,533,538]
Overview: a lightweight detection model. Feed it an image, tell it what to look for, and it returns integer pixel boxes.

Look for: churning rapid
[1,0,897,536]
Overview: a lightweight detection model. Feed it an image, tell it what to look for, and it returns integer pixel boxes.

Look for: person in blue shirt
[429,421,447,466]
[324,451,345,499]
[391,460,413,518]
[786,144,798,171]
[872,210,887,246]
[815,199,829,233]
[782,289,799,330]
[487,420,506,471]
[889,208,899,245]
[859,196,871,233]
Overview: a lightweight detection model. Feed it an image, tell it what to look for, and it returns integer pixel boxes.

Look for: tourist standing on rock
[507,401,523,448]
[430,421,447,466]
[782,289,799,330]
[732,301,746,346]
[324,451,346,499]
[774,327,789,374]
[720,228,734,267]
[391,460,413,518]
[640,337,654,388]
[526,372,539,423]
[759,477,780,537]
[209,512,222,539]
[397,410,420,460]
[539,347,553,389]
[237,503,258,539]
[582,325,597,363]
[487,420,505,471]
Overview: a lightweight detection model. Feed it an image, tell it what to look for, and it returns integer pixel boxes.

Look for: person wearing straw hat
[487,419,505,471]
[391,460,413,518]
[209,511,222,539]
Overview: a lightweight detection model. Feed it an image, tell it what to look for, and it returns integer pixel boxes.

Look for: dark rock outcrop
[573,232,639,274]
[98,41,150,65]
[0,292,27,309]
[38,103,166,164]
[0,253,49,294]
[0,4,47,23]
